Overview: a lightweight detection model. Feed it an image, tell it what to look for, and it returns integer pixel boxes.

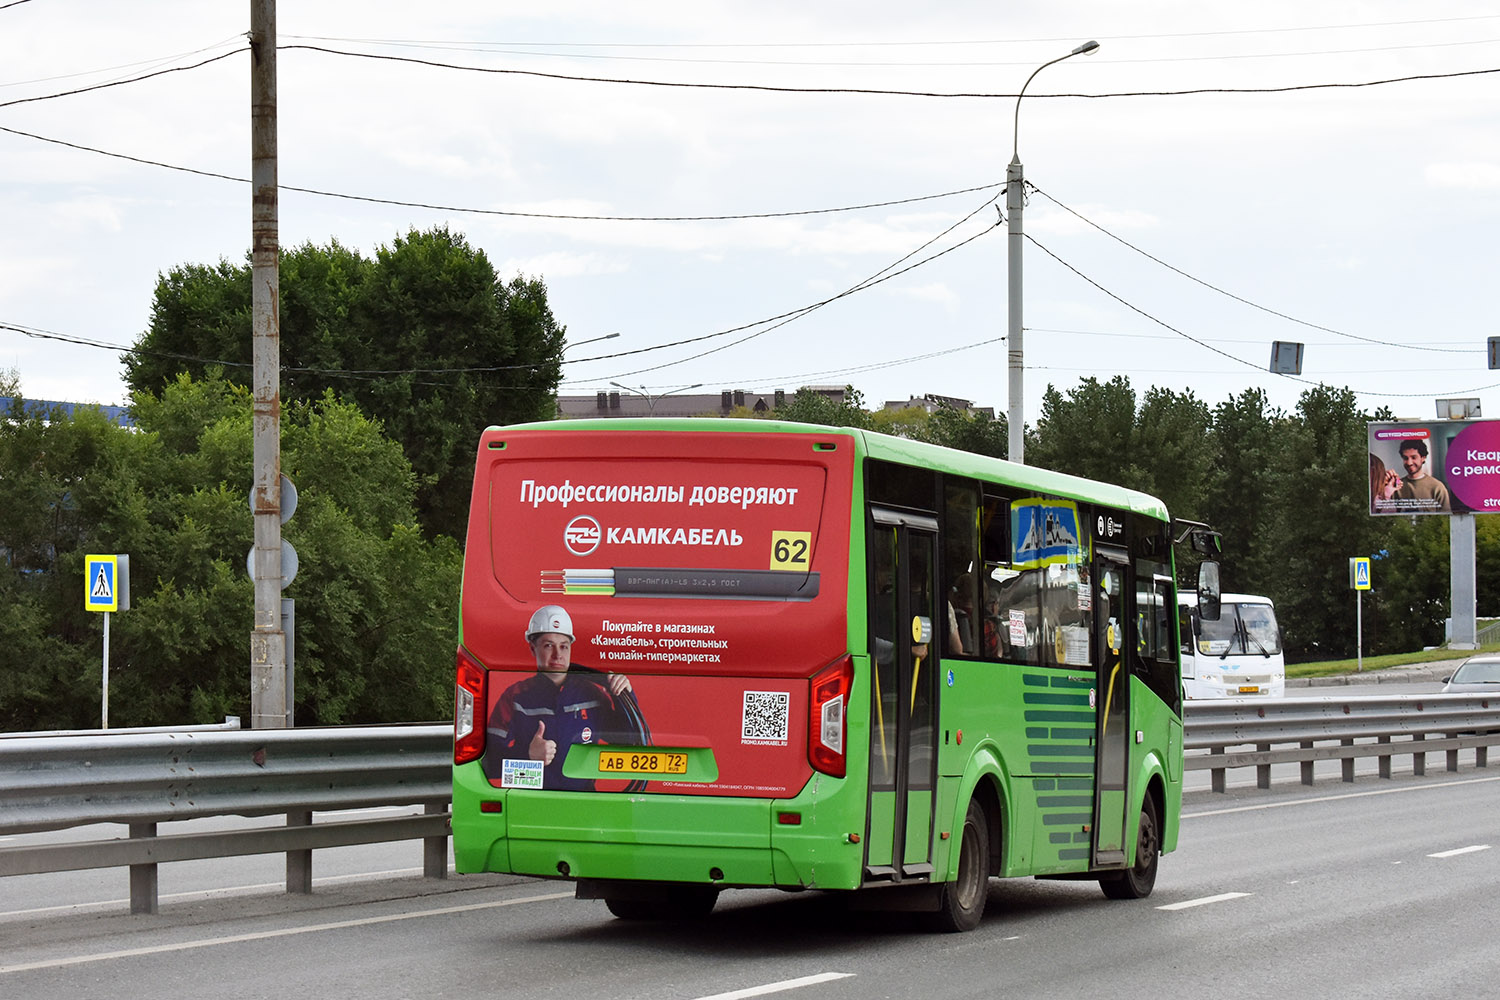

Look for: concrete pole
[1004,41,1098,465]
[250,0,286,728]
[1451,512,1478,649]
[1006,155,1025,464]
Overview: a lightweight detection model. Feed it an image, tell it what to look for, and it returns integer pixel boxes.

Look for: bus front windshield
[1196,603,1281,657]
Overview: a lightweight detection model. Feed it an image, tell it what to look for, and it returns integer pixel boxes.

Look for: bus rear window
[460,431,853,682]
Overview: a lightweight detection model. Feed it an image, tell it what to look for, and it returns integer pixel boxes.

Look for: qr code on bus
[741,690,790,745]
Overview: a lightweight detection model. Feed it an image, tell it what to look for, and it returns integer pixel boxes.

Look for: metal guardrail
[0,724,451,914]
[0,717,242,740]
[5,694,1499,916]
[1184,692,1500,793]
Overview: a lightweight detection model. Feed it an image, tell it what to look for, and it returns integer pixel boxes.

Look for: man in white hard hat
[486,605,648,790]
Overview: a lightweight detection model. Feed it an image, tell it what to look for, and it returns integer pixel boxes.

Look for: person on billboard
[485,605,651,790]
[1369,453,1401,513]
[1395,439,1451,512]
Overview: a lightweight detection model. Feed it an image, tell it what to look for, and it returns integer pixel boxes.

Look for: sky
[3,1,1499,429]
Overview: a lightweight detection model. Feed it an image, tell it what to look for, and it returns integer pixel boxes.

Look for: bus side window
[1041,561,1090,670]
[979,493,1041,666]
[942,479,980,658]
[1178,604,1194,656]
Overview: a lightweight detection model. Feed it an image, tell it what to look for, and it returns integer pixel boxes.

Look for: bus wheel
[605,886,719,921]
[1100,795,1159,900]
[928,799,990,932]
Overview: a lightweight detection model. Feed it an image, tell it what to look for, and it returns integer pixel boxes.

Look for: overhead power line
[285,44,1500,99]
[590,189,1003,379]
[289,16,1500,52]
[1026,184,1473,354]
[0,123,1001,222]
[0,47,245,110]
[284,33,1500,69]
[1022,235,1498,400]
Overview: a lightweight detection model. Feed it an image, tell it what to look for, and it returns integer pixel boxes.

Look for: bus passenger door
[865,508,940,882]
[1092,548,1130,868]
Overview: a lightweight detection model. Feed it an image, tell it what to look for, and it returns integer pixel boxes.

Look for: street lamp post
[610,381,704,415]
[1007,40,1099,465]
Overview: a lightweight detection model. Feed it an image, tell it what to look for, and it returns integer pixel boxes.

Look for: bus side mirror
[1197,562,1221,622]
[1189,529,1222,557]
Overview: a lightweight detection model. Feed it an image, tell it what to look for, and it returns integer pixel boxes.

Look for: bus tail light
[454,646,488,765]
[808,656,853,777]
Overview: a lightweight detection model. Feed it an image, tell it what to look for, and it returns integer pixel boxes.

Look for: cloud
[52,195,125,233]
[0,254,72,303]
[1426,162,1500,191]
[894,282,960,310]
[499,250,628,279]
[1029,204,1158,236]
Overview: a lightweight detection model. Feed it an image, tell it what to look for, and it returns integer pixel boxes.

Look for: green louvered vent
[1022,672,1095,863]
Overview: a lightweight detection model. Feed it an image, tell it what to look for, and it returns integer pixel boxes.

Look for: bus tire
[605,886,719,921]
[928,798,990,932]
[1100,794,1159,900]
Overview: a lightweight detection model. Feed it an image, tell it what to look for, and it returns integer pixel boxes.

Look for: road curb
[1287,658,1468,688]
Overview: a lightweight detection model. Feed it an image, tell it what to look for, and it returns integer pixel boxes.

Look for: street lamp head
[1073,40,1100,56]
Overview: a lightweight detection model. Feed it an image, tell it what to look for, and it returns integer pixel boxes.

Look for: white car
[1441,655,1500,693]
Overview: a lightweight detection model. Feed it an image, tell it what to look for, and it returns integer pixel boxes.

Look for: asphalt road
[4,766,1498,1000]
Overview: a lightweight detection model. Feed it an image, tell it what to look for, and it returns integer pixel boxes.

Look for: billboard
[1368,419,1500,516]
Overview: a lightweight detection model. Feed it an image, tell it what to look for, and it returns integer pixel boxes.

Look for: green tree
[924,407,1008,459]
[124,227,565,541]
[769,386,873,429]
[869,405,930,440]
[0,387,149,728]
[1201,388,1284,595]
[1029,376,1149,492]
[0,375,461,730]
[1027,377,1212,519]
[1478,516,1500,618]
[1268,385,1393,659]
[1132,386,1214,522]
[1366,516,1448,654]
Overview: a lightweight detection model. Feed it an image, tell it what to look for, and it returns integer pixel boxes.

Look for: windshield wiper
[1238,615,1271,657]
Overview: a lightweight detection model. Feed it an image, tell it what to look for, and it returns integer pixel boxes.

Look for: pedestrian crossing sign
[86,554,118,612]
[1350,556,1371,591]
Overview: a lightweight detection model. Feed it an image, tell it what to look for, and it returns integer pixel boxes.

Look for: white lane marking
[1157,892,1251,911]
[1184,774,1500,819]
[0,867,434,920]
[1429,844,1491,859]
[692,973,855,1000]
[0,890,572,975]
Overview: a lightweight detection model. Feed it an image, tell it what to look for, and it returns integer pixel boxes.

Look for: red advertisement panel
[460,428,854,797]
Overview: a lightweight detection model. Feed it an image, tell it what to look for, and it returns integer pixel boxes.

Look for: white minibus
[1178,592,1284,698]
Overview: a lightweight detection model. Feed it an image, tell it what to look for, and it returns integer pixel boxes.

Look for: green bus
[452,418,1211,931]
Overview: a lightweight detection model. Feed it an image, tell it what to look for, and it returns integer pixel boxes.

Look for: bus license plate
[1238,685,1261,694]
[598,750,688,775]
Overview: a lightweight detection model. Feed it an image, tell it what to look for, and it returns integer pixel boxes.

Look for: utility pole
[1005,40,1100,465]
[249,0,286,728]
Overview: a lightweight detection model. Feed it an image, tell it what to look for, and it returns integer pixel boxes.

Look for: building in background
[557,386,848,419]
[0,397,135,427]
[881,393,994,419]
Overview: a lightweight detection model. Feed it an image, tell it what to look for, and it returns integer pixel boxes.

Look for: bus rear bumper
[452,764,864,890]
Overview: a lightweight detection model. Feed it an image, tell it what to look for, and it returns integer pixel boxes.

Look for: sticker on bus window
[1008,609,1027,646]
[741,690,790,745]
[1011,499,1086,569]
[501,758,545,789]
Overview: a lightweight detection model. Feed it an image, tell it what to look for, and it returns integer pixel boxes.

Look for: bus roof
[486,417,1170,522]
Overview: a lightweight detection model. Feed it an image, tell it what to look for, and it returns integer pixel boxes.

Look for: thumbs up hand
[530,720,557,764]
